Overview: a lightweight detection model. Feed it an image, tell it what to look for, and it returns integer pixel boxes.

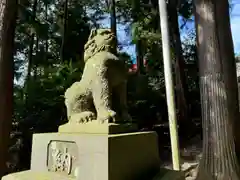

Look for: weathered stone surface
[2,170,75,180]
[29,131,160,180]
[47,140,78,176]
[64,29,132,126]
[2,168,185,180]
[58,122,138,134]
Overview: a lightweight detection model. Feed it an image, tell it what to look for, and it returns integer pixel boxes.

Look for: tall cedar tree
[0,0,17,178]
[216,0,240,155]
[168,0,189,125]
[195,0,240,179]
[26,0,38,86]
[109,0,117,53]
[60,0,68,61]
[132,0,144,74]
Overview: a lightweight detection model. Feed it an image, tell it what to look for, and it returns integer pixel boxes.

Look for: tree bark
[214,0,240,155]
[0,0,17,177]
[60,0,68,61]
[132,0,144,74]
[136,40,144,74]
[109,0,117,54]
[195,0,240,179]
[33,36,38,79]
[168,0,189,124]
[45,1,48,63]
[26,0,38,84]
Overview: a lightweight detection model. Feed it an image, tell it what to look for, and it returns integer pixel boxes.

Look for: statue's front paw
[97,110,116,124]
[70,111,96,124]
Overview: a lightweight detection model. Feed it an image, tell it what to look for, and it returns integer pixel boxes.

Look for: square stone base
[2,170,74,180]
[58,122,138,134]
[8,131,160,180]
[2,168,185,180]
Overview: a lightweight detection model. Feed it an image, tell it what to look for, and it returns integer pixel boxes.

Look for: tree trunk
[45,2,48,63]
[214,0,240,156]
[110,0,117,53]
[0,0,17,177]
[60,0,68,61]
[168,0,189,124]
[136,40,144,74]
[132,0,144,74]
[195,0,240,179]
[26,0,38,85]
[33,36,39,79]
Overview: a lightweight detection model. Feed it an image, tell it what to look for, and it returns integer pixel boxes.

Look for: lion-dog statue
[64,29,132,124]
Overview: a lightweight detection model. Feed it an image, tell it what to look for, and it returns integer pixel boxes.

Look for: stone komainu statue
[64,29,131,124]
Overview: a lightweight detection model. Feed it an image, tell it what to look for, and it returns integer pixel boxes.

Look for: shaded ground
[149,122,202,180]
[160,135,202,180]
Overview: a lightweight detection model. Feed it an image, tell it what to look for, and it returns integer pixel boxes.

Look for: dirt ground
[160,135,202,180]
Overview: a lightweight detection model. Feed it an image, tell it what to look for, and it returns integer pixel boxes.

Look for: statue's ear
[97,29,111,35]
[89,29,97,40]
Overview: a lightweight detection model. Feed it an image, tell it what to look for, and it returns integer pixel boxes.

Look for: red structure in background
[128,59,148,73]
[128,64,138,73]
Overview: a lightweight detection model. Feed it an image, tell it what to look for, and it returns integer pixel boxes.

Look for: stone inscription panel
[47,140,79,177]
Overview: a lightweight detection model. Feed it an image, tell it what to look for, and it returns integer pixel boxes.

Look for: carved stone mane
[83,29,116,62]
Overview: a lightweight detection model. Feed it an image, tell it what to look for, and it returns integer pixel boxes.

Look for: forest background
[6,0,240,175]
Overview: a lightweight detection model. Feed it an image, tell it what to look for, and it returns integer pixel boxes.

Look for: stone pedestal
[58,122,138,134]
[2,171,75,180]
[3,131,160,180]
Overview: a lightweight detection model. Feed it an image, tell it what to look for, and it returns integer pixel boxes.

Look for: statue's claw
[97,109,117,124]
[70,111,96,124]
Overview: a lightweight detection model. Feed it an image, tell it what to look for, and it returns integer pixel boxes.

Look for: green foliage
[10,0,105,171]
[10,61,83,171]
[178,0,193,19]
